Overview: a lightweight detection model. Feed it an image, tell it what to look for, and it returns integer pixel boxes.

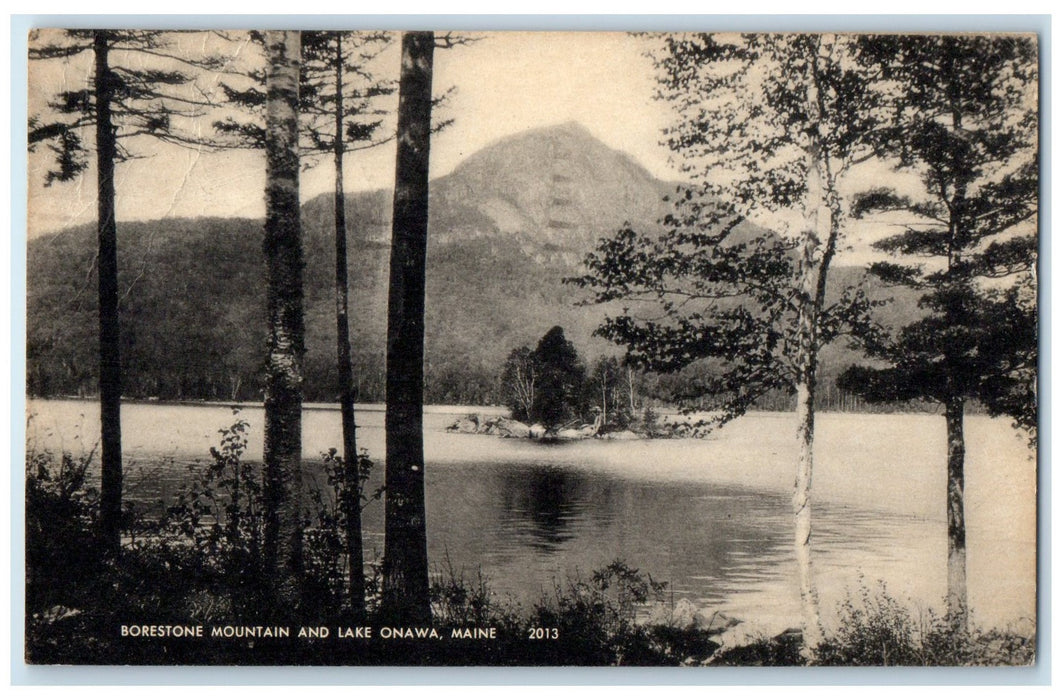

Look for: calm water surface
[25,399,1036,633]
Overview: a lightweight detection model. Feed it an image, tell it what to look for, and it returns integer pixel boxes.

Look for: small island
[448,326,705,441]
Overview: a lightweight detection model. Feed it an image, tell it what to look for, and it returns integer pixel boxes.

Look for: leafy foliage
[570,34,880,427]
[500,345,537,423]
[25,444,102,612]
[585,356,635,432]
[815,583,1035,666]
[160,413,381,616]
[840,35,1038,442]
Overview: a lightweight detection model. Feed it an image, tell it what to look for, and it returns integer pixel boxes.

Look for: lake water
[25,399,1037,634]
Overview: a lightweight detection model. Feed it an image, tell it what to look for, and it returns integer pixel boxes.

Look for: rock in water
[694,608,740,634]
[500,419,531,437]
[645,598,699,628]
[446,414,481,433]
[671,598,699,628]
[483,416,530,437]
[605,430,640,440]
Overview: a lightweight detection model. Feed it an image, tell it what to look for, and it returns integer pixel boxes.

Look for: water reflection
[499,466,583,552]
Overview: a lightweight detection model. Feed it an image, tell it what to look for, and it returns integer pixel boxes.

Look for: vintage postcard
[22,27,1039,668]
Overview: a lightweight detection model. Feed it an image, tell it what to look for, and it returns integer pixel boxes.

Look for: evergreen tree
[530,326,587,431]
[382,30,435,623]
[301,29,393,619]
[841,34,1038,627]
[28,29,225,554]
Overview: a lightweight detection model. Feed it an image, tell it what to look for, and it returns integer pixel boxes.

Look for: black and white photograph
[21,26,1039,667]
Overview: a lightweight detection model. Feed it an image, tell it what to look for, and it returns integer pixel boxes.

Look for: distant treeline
[28,217,929,413]
[32,363,950,416]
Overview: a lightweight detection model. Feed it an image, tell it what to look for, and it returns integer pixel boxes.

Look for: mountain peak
[303,120,671,251]
[536,119,594,137]
[433,121,669,247]
[477,120,596,149]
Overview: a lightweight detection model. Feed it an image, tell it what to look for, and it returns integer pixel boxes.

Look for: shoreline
[26,395,960,421]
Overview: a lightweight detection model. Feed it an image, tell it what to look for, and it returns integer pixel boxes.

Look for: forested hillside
[27,122,917,407]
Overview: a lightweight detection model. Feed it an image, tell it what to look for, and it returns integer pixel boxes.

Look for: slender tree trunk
[94,31,123,555]
[944,396,968,627]
[791,150,826,657]
[792,376,823,652]
[788,39,846,657]
[601,378,608,427]
[627,366,636,413]
[331,34,367,617]
[262,29,305,609]
[382,31,434,623]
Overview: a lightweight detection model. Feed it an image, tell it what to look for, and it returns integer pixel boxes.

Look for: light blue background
[9,13,1052,686]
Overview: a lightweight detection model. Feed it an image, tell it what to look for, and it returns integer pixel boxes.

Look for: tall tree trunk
[945,396,968,628]
[601,378,608,427]
[792,376,822,653]
[940,73,972,631]
[94,31,123,555]
[332,33,366,618]
[789,38,844,657]
[792,145,826,657]
[627,366,636,413]
[262,29,305,609]
[382,30,434,623]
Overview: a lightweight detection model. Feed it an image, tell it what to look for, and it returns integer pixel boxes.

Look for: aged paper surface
[24,28,1038,667]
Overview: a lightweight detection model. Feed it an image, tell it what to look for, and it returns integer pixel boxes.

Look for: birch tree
[214,30,394,615]
[501,346,537,423]
[261,29,305,607]
[571,33,880,654]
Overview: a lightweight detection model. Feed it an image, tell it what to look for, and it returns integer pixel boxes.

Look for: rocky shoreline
[444,413,703,440]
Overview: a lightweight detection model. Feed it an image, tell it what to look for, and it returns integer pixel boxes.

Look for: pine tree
[530,326,587,431]
[841,34,1038,627]
[382,30,435,623]
[28,29,225,554]
[301,29,393,619]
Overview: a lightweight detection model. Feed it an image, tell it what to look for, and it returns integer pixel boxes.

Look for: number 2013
[527,627,559,640]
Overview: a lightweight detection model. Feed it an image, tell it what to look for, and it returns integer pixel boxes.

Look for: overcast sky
[27,28,1035,269]
[27,31,678,237]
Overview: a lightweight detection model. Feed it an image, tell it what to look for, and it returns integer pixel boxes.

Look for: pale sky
[26,29,1035,269]
[26,31,679,237]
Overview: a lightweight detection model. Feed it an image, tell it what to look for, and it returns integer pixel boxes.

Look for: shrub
[25,445,103,611]
[815,583,1036,666]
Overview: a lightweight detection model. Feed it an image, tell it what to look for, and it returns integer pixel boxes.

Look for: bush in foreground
[813,583,1035,666]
